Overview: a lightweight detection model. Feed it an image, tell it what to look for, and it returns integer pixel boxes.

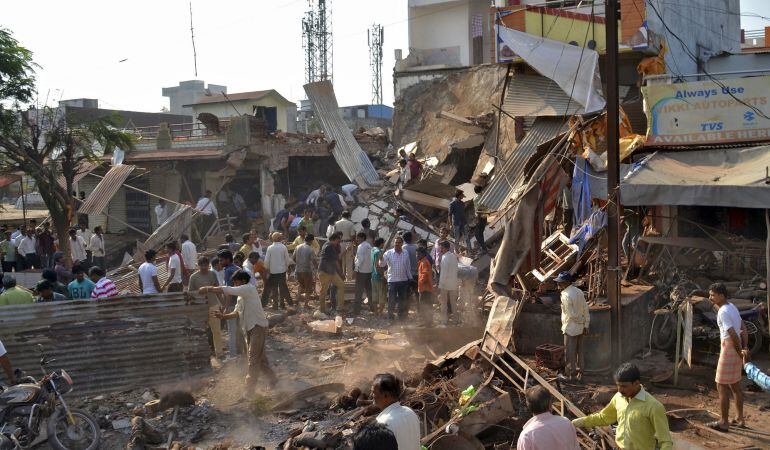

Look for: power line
[646,0,770,120]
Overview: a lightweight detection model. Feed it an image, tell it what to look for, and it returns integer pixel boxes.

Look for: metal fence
[0,293,211,398]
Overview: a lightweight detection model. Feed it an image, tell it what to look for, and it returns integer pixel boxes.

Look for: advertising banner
[643,75,770,146]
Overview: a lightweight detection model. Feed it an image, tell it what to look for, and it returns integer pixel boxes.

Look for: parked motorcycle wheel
[748,320,764,357]
[651,313,677,350]
[46,408,101,450]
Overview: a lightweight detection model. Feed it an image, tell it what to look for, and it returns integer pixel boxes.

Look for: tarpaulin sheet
[582,146,770,208]
[621,146,770,208]
[496,25,605,114]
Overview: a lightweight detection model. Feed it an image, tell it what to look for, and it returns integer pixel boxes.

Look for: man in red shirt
[416,247,433,327]
[406,153,422,181]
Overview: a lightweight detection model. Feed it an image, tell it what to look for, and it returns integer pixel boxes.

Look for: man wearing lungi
[708,282,749,432]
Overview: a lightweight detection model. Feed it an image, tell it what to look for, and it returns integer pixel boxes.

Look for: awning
[123,148,227,162]
[583,146,770,208]
[0,174,21,188]
[78,164,136,215]
[56,161,101,189]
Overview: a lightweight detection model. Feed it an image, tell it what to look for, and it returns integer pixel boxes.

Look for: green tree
[0,27,134,265]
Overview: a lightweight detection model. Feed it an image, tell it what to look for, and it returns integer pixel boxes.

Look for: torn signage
[643,75,770,146]
[496,25,605,113]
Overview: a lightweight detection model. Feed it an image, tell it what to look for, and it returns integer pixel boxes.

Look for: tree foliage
[0,27,134,264]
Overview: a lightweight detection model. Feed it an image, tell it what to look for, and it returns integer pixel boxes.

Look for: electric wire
[646,0,770,120]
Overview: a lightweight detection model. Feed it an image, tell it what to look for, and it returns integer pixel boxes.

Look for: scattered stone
[111,418,132,430]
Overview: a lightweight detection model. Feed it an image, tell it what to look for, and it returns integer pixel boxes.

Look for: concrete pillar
[156,123,172,149]
[260,163,275,226]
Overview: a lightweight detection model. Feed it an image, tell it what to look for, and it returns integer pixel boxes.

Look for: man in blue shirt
[218,250,242,357]
[68,265,95,300]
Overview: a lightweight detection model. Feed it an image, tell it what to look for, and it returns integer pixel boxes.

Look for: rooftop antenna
[301,0,333,84]
[189,1,198,77]
[368,24,384,104]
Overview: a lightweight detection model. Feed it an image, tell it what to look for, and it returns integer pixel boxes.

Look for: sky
[2,0,768,113]
[1,0,409,112]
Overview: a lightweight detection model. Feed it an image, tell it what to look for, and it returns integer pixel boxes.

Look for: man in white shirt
[372,373,420,450]
[437,241,459,325]
[89,226,106,270]
[334,210,356,280]
[196,190,218,235]
[379,236,412,321]
[205,271,278,391]
[709,282,749,432]
[18,228,39,269]
[196,190,218,217]
[76,225,93,266]
[353,232,373,315]
[180,234,197,284]
[138,249,161,294]
[263,232,293,309]
[517,386,579,450]
[68,229,87,266]
[162,241,184,292]
[555,271,590,382]
[154,199,172,228]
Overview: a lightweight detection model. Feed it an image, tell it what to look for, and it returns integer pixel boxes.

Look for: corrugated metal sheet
[106,186,127,233]
[0,294,210,398]
[133,206,193,263]
[503,74,585,117]
[77,177,107,231]
[304,81,380,187]
[477,118,569,212]
[77,164,136,215]
[56,162,100,189]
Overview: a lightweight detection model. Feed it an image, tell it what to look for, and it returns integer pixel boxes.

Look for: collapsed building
[2,1,770,448]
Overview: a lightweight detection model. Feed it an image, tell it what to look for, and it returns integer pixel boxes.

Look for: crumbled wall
[393,64,508,165]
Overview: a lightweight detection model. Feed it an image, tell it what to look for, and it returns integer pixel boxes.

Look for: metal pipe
[605,0,622,368]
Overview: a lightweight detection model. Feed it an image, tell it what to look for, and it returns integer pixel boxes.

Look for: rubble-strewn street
[3,1,770,450]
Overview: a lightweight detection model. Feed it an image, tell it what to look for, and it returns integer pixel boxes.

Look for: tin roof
[477,117,569,212]
[304,81,380,187]
[77,164,136,215]
[503,74,585,117]
[0,294,211,398]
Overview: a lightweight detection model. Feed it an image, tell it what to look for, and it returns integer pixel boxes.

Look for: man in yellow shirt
[0,275,34,306]
[288,226,320,255]
[573,363,672,450]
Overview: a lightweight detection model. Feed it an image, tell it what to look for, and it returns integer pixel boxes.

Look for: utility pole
[368,24,384,105]
[605,0,622,367]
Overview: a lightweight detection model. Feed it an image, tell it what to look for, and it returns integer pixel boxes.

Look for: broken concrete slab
[402,189,451,209]
[308,319,340,334]
[457,392,515,436]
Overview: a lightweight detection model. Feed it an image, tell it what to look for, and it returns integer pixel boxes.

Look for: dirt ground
[49,278,770,449]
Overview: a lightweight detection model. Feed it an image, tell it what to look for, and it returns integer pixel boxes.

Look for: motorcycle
[0,345,100,450]
[651,283,764,356]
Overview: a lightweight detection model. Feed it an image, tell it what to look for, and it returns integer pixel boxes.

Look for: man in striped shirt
[379,236,412,321]
[89,266,118,299]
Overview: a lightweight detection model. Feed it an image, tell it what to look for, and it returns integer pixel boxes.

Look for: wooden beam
[436,110,487,134]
